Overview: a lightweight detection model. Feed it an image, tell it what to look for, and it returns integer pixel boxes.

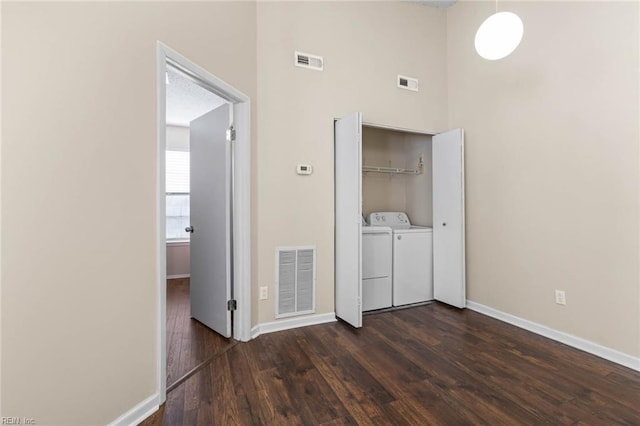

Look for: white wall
[166,125,189,151]
[1,2,256,424]
[447,1,640,357]
[256,1,448,324]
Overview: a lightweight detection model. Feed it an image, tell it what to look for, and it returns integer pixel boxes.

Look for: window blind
[166,150,190,193]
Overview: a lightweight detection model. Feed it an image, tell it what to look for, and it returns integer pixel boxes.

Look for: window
[166,150,190,240]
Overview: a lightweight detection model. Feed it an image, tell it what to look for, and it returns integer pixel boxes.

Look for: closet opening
[335,113,465,329]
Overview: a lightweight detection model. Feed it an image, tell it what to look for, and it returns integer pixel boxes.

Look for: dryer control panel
[368,212,411,228]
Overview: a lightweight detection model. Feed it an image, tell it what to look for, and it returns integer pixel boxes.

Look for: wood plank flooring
[147,302,640,425]
[166,278,234,388]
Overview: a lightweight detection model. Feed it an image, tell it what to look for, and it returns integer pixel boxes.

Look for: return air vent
[276,246,316,318]
[295,51,324,71]
[397,75,419,92]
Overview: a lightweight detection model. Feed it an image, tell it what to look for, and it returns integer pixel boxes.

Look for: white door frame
[156,42,251,403]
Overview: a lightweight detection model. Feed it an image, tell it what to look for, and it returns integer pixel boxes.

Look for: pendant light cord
[495,0,498,13]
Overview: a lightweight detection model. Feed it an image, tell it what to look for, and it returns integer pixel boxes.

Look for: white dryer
[362,222,392,311]
[368,212,433,306]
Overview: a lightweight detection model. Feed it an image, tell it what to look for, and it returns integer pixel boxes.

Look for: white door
[432,129,466,308]
[335,112,363,328]
[189,104,232,337]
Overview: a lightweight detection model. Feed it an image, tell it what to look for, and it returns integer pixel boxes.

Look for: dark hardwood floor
[147,302,640,425]
[166,278,235,387]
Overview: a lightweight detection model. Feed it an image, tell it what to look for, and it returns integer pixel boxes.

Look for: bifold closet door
[432,128,466,308]
[334,112,363,328]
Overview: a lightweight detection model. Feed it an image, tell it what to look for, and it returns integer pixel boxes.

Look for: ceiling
[410,0,457,7]
[166,68,225,127]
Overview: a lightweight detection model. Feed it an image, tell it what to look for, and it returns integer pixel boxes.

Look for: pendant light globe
[475,11,523,60]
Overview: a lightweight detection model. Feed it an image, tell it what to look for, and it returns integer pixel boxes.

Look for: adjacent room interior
[164,67,234,388]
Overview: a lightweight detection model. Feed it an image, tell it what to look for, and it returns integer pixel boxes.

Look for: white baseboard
[108,393,159,426]
[167,274,190,279]
[251,312,336,339]
[466,300,640,372]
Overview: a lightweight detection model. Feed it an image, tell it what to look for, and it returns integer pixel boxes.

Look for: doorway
[165,67,231,389]
[156,43,251,403]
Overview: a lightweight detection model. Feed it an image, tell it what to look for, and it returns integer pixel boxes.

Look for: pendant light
[475,0,523,60]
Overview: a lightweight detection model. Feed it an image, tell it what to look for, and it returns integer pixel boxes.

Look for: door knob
[185,226,194,233]
[397,235,402,240]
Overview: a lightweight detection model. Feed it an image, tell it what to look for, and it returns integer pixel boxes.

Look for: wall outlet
[555,290,566,305]
[259,286,268,301]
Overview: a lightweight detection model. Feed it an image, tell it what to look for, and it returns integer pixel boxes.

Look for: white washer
[368,212,433,306]
[362,224,392,311]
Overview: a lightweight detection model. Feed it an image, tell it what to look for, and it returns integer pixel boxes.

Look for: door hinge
[227,299,237,311]
[226,126,236,142]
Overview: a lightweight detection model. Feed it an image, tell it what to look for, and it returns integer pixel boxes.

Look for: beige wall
[3,1,638,424]
[362,128,410,217]
[1,2,256,424]
[167,243,190,278]
[256,1,448,323]
[405,133,433,226]
[362,127,432,226]
[447,1,640,356]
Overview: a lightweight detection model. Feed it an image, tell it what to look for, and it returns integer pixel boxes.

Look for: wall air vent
[295,51,324,71]
[397,75,419,92]
[276,246,316,318]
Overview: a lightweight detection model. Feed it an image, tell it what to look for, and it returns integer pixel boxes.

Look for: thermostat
[297,164,313,175]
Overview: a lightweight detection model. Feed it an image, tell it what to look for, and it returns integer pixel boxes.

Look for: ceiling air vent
[295,51,324,71]
[397,75,419,92]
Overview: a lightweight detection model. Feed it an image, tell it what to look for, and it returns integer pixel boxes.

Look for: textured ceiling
[166,68,225,127]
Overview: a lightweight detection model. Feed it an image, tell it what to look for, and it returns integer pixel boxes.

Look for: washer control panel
[368,212,411,228]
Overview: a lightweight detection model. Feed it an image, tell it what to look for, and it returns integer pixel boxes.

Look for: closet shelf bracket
[362,165,422,175]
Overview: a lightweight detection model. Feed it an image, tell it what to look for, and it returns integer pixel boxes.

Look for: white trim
[251,312,337,339]
[107,394,159,426]
[232,101,252,342]
[0,0,3,411]
[459,130,466,306]
[156,43,168,405]
[156,42,252,411]
[165,122,190,128]
[466,301,640,372]
[361,120,437,136]
[166,240,190,247]
[167,274,190,280]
